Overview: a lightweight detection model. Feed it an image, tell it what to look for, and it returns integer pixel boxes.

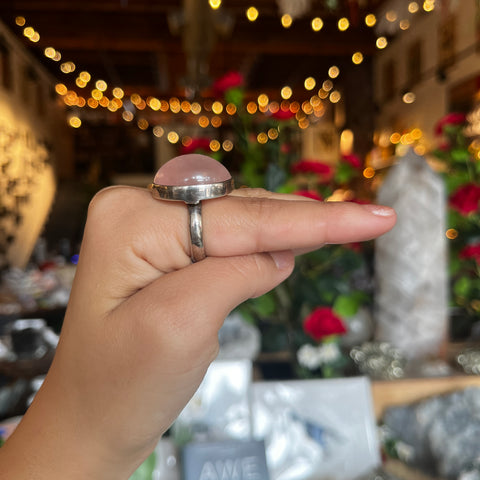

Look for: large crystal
[374,150,448,360]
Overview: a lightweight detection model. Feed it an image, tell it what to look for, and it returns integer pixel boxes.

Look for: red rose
[450,183,480,215]
[212,71,243,97]
[303,307,347,341]
[291,160,334,182]
[180,137,211,155]
[271,109,295,121]
[460,243,480,264]
[434,112,467,136]
[341,153,363,169]
[293,190,323,201]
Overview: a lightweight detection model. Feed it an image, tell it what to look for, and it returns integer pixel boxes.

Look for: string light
[376,37,388,49]
[311,17,323,31]
[352,52,364,64]
[365,14,376,27]
[246,7,259,21]
[12,6,427,140]
[281,14,292,28]
[338,17,349,31]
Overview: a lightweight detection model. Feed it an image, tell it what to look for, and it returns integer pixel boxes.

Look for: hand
[0,187,396,479]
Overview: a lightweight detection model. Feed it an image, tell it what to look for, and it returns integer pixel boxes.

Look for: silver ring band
[149,154,234,264]
[188,203,205,262]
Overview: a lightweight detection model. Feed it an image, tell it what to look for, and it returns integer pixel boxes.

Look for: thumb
[121,250,295,355]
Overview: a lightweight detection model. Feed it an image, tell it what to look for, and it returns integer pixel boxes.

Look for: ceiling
[0,0,388,101]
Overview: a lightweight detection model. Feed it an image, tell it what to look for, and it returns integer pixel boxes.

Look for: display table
[371,374,480,420]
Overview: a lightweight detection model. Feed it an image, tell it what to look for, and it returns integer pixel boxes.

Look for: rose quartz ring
[149,154,234,262]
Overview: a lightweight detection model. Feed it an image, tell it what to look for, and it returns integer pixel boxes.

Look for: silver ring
[149,154,234,262]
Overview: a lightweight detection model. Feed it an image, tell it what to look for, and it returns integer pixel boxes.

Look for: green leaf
[454,276,472,298]
[250,292,277,317]
[129,452,156,480]
[450,148,471,163]
[333,294,360,318]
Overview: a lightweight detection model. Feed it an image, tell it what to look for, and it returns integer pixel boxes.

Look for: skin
[0,187,396,479]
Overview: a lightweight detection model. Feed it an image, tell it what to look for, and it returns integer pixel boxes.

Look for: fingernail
[361,204,396,217]
[269,251,293,270]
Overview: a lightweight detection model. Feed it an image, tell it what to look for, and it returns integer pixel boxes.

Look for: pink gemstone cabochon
[154,154,231,186]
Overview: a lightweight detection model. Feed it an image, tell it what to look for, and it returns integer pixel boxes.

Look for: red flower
[291,160,334,182]
[450,183,480,215]
[434,112,467,136]
[294,190,323,201]
[303,307,347,341]
[212,71,243,97]
[341,153,363,169]
[271,109,295,121]
[180,137,211,155]
[460,243,480,264]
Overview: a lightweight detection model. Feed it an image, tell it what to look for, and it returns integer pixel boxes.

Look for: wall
[373,0,480,147]
[0,18,72,269]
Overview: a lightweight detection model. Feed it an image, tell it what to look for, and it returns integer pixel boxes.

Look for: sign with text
[182,440,270,480]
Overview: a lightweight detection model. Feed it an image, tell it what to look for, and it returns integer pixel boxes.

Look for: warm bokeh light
[209,0,221,9]
[153,126,164,137]
[91,89,103,100]
[76,78,87,88]
[400,19,410,30]
[167,131,179,143]
[96,80,107,92]
[60,61,76,73]
[53,51,61,61]
[329,91,341,103]
[402,92,416,103]
[311,17,323,31]
[376,36,388,49]
[68,116,81,128]
[408,2,420,13]
[365,14,376,27]
[386,10,398,22]
[363,167,375,178]
[390,132,401,144]
[318,88,328,99]
[211,116,222,128]
[338,17,349,31]
[423,0,435,12]
[257,132,268,144]
[198,115,209,127]
[281,86,292,99]
[309,95,321,107]
[55,83,68,95]
[191,102,202,114]
[30,32,40,42]
[44,47,56,59]
[304,77,316,90]
[181,100,191,113]
[23,26,35,38]
[212,101,223,114]
[322,80,333,91]
[209,140,221,152]
[122,110,134,121]
[257,93,269,107]
[246,101,257,114]
[352,52,364,64]
[446,228,458,240]
[222,140,233,152]
[149,98,161,111]
[87,98,99,109]
[268,128,279,140]
[79,71,91,82]
[246,6,259,21]
[112,87,124,99]
[281,14,292,28]
[226,103,237,115]
[328,66,340,78]
[15,16,26,26]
